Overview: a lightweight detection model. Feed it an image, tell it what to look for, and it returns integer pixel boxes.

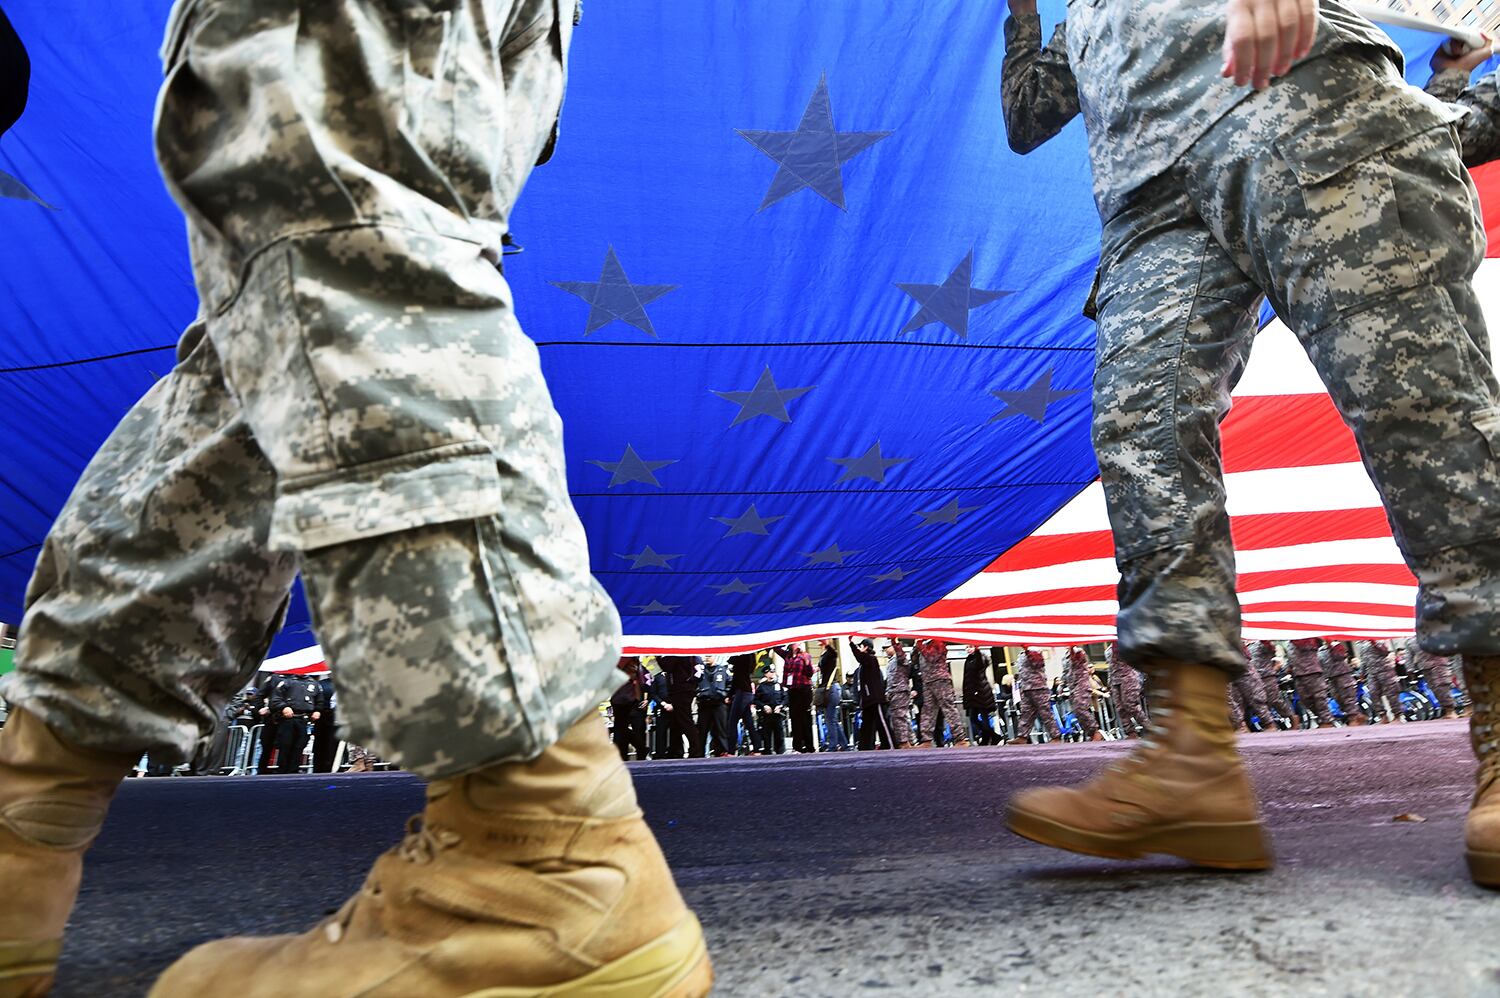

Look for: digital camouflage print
[0,0,622,779]
[1005,15,1500,675]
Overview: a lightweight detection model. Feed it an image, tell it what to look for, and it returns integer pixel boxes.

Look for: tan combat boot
[0,709,136,998]
[149,715,712,998]
[1464,655,1499,889]
[1005,661,1272,870]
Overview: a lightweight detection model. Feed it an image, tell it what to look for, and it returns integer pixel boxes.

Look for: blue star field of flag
[504,0,1106,639]
[0,1,1479,654]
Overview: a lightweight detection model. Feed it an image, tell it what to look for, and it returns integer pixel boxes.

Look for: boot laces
[321,815,463,945]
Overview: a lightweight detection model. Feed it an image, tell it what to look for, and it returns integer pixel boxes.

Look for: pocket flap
[269,442,503,551]
[1275,82,1463,187]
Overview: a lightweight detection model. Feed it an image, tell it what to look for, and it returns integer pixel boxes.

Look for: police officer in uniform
[312,673,339,772]
[753,669,787,756]
[268,672,325,774]
[695,657,732,757]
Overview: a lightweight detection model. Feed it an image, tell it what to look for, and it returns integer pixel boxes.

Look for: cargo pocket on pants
[267,441,504,552]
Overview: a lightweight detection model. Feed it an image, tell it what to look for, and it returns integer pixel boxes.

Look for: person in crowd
[816,640,849,752]
[727,653,763,755]
[1319,641,1367,726]
[776,643,816,753]
[1008,646,1061,744]
[754,667,787,755]
[1288,638,1336,728]
[885,639,915,749]
[1064,646,1105,742]
[609,657,650,762]
[312,673,340,772]
[659,655,704,759]
[268,671,325,775]
[914,639,970,749]
[1227,643,1273,733]
[253,677,284,774]
[1403,637,1464,720]
[962,645,1003,745]
[1249,640,1297,731]
[850,638,895,750]
[1355,639,1403,724]
[1106,643,1147,738]
[695,656,733,757]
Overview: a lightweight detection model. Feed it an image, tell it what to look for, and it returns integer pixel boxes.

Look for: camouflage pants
[918,679,969,746]
[1228,668,1269,729]
[1326,671,1362,720]
[1109,678,1146,735]
[0,0,622,779]
[1016,688,1061,741]
[1067,664,1100,737]
[1094,52,1500,676]
[887,658,913,747]
[1254,663,1295,725]
[1364,659,1403,721]
[1291,672,1335,727]
[1425,660,1459,713]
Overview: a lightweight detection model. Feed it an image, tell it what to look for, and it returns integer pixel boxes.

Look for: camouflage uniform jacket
[1016,648,1049,691]
[1001,2,1400,217]
[1287,639,1324,678]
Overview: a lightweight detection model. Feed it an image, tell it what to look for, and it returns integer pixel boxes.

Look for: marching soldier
[1064,646,1105,742]
[1249,640,1297,730]
[1288,639,1336,728]
[914,639,970,749]
[1008,646,1061,744]
[885,639,915,749]
[1320,641,1367,726]
[1227,643,1273,733]
[1404,637,1463,720]
[1355,640,1403,724]
[1106,643,1147,738]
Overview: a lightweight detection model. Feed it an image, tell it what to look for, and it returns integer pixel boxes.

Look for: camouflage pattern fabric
[0,0,622,779]
[1001,1,1397,218]
[1016,648,1049,691]
[1427,67,1500,167]
[1356,640,1402,721]
[1230,646,1271,729]
[1004,22,1500,677]
[1292,671,1336,727]
[1106,643,1146,735]
[1249,641,1293,726]
[1319,642,1363,720]
[1405,637,1460,713]
[916,641,968,746]
[1016,688,1061,742]
[1064,647,1100,738]
[886,645,914,747]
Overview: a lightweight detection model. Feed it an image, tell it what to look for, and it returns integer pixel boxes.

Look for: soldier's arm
[1000,1,1079,155]
[1425,41,1500,167]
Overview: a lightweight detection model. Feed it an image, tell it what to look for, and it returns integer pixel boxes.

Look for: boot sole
[1006,807,1274,871]
[465,912,712,998]
[1468,849,1500,889]
[0,938,61,998]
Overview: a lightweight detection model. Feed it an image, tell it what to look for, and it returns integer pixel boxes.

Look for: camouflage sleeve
[1427,67,1500,167]
[1001,14,1079,155]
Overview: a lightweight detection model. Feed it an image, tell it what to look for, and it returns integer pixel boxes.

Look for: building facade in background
[1378,0,1500,32]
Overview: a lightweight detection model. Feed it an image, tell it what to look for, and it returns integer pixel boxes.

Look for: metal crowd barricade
[245,723,266,774]
[219,724,252,776]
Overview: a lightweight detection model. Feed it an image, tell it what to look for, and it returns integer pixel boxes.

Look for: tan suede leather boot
[1464,655,1499,888]
[149,715,711,998]
[1005,661,1272,870]
[0,709,135,998]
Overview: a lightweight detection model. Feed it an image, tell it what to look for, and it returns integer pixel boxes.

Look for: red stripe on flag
[1220,395,1359,472]
[1474,162,1500,257]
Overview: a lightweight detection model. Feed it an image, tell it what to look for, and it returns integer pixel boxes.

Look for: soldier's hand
[1007,0,1038,15]
[1221,0,1317,89]
[1432,35,1495,75]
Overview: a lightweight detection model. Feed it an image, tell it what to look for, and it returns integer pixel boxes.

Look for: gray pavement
[54,719,1500,996]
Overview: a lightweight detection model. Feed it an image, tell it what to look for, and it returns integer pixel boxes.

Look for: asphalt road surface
[53,720,1500,997]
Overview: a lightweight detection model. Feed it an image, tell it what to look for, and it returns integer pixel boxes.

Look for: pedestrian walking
[816,640,849,752]
[962,646,1003,745]
[777,644,816,753]
[850,638,895,750]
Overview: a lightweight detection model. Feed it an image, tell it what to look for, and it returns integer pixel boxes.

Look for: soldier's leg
[1295,673,1335,727]
[1227,685,1246,730]
[1006,184,1272,870]
[144,3,709,994]
[1190,57,1500,670]
[1010,692,1038,744]
[1032,690,1062,740]
[1330,674,1364,723]
[917,686,938,744]
[0,321,297,991]
[1072,683,1101,739]
[939,685,969,746]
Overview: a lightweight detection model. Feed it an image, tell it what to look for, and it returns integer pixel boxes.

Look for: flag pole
[1347,3,1489,50]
